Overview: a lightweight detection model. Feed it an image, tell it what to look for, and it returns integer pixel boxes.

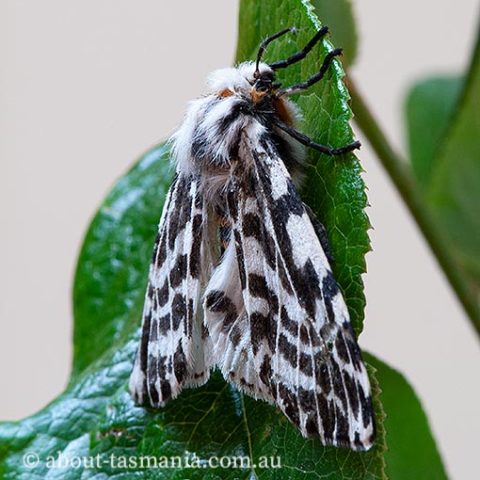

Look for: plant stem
[348,77,480,338]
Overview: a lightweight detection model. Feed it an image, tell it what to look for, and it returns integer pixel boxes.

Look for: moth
[129,26,375,451]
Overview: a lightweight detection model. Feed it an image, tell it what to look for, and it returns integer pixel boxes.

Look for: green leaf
[310,0,358,67]
[405,29,480,301]
[427,32,480,293]
[0,1,384,478]
[237,0,369,335]
[0,142,385,479]
[365,354,448,480]
[406,76,463,188]
[71,145,174,376]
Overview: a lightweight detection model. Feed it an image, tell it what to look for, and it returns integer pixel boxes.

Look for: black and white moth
[129,27,375,451]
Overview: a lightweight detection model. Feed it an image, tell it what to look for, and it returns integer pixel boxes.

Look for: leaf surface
[0,1,405,478]
[237,0,370,334]
[427,34,480,293]
[405,29,480,303]
[406,76,463,188]
[0,142,385,479]
[310,0,358,66]
[365,354,448,480]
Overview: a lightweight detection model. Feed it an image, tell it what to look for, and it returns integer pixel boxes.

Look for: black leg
[274,119,361,156]
[255,27,296,75]
[276,48,342,97]
[269,26,329,70]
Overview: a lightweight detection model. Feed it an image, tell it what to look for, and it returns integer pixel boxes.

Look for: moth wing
[204,234,263,400]
[129,172,210,407]
[207,134,375,450]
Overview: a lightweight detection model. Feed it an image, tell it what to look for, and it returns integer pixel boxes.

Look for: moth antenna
[255,27,297,77]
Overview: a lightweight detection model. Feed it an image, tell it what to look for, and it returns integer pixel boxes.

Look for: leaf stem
[348,77,480,338]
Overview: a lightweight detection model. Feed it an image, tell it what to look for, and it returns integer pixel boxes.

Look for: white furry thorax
[206,62,272,93]
[170,61,302,179]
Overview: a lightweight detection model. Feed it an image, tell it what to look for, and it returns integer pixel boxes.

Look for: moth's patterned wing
[204,231,265,401]
[207,130,375,450]
[129,172,209,407]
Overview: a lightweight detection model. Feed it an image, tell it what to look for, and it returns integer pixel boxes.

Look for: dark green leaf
[0,1,382,478]
[237,0,369,335]
[0,141,385,479]
[405,28,480,300]
[427,32,480,292]
[365,353,448,480]
[310,0,358,66]
[72,145,173,376]
[406,76,463,188]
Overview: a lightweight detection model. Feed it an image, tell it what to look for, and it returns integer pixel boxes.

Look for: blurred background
[1,1,479,478]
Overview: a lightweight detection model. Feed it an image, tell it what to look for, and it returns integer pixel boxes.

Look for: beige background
[1,1,479,478]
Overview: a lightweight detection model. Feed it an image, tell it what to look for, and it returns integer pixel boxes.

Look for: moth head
[250,65,278,104]
[207,62,278,99]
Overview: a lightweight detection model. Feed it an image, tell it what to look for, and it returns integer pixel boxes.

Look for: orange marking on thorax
[273,97,294,125]
[251,88,268,105]
[218,89,233,97]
